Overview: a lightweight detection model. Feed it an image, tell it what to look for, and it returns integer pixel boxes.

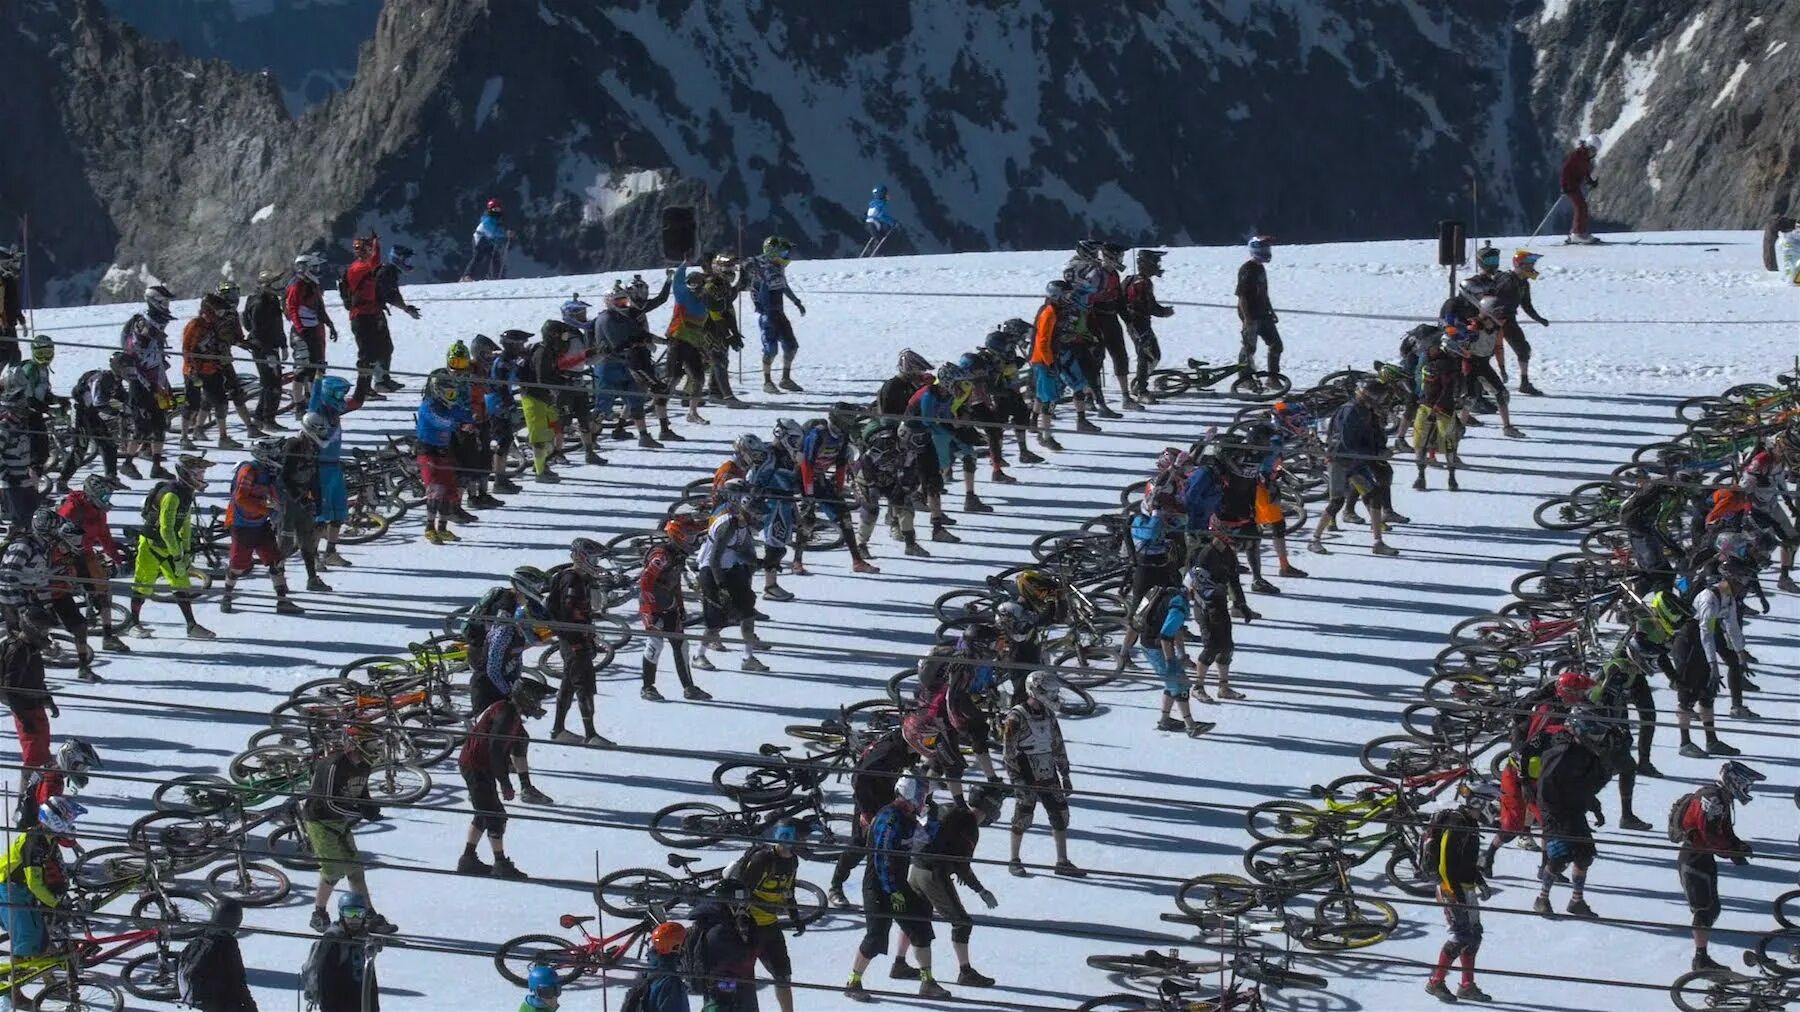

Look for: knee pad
[951,923,973,945]
[1440,940,1465,961]
[1009,802,1036,834]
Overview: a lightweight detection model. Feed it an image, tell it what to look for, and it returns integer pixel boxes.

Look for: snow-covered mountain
[8,0,1795,305]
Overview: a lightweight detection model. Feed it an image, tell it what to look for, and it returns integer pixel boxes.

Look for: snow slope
[21,232,1798,1011]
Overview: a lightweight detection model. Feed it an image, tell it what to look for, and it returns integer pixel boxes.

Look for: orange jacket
[1030,303,1058,367]
[182,316,224,377]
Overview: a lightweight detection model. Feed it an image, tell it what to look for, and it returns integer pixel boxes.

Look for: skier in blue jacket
[862,187,899,257]
[462,199,509,281]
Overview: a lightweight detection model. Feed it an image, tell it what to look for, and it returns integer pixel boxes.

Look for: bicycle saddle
[666,854,701,869]
[558,914,595,928]
[757,743,789,757]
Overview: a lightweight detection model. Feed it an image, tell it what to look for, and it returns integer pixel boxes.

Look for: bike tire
[69,845,150,892]
[1229,371,1290,402]
[1382,848,1437,898]
[150,774,239,816]
[1075,995,1164,1011]
[1752,930,1800,978]
[711,761,802,805]
[205,860,291,907]
[1304,891,1397,950]
[1238,959,1329,990]
[28,979,125,1012]
[593,867,681,919]
[1446,613,1530,651]
[1174,873,1264,919]
[120,949,181,1002]
[227,745,312,785]
[337,505,391,545]
[1147,371,1191,398]
[261,823,320,872]
[131,885,216,939]
[1242,839,1334,889]
[125,812,222,871]
[365,761,432,805]
[494,933,587,988]
[1244,801,1324,843]
[933,588,1000,625]
[1668,968,1753,1012]
[1360,733,1449,779]
[1085,952,1224,978]
[649,802,732,850]
[1776,889,1799,930]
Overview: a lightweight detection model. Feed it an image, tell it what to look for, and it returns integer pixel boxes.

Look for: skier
[1236,236,1282,383]
[862,186,899,257]
[1002,671,1082,877]
[372,243,420,393]
[1122,249,1173,403]
[1559,136,1601,244]
[119,284,178,480]
[463,198,510,281]
[1674,761,1763,972]
[219,438,303,616]
[748,236,807,394]
[284,252,336,419]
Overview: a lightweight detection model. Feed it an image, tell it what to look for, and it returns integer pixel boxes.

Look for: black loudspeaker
[1437,221,1466,267]
[660,206,696,262]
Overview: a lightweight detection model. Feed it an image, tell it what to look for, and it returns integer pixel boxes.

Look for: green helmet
[446,339,471,370]
[762,235,794,259]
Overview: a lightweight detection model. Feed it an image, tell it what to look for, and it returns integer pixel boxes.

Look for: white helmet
[1025,671,1062,709]
[294,252,326,282]
[1579,134,1601,153]
[38,796,85,835]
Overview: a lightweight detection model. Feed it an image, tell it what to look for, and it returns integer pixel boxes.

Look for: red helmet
[1555,671,1594,704]
[486,198,504,214]
[650,921,687,956]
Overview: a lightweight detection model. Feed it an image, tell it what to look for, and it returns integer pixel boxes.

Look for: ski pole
[1530,195,1566,239]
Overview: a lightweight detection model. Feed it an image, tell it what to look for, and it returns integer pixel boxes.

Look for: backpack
[1419,808,1458,883]
[299,937,326,1008]
[617,975,648,1012]
[139,479,176,530]
[176,931,225,1007]
[680,901,728,989]
[1129,586,1174,635]
[1667,791,1697,844]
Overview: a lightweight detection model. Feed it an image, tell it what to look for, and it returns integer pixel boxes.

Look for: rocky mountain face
[5,0,1794,307]
[1524,0,1798,231]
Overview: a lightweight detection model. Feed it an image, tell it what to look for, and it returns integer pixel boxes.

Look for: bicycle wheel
[1242,839,1334,889]
[121,949,181,1002]
[785,880,828,928]
[1776,888,1799,930]
[1669,968,1757,1012]
[261,823,319,872]
[396,709,460,767]
[1085,952,1224,978]
[933,588,999,625]
[28,979,125,1012]
[1237,958,1329,990]
[365,761,431,805]
[1305,891,1397,950]
[593,867,680,919]
[69,846,149,891]
[649,802,734,849]
[1382,848,1437,898]
[1050,643,1124,691]
[1244,801,1325,843]
[1075,994,1162,1011]
[227,746,312,785]
[1360,734,1450,779]
[1751,930,1800,978]
[1147,370,1192,398]
[205,860,291,906]
[795,812,856,863]
[1230,371,1290,401]
[126,813,224,871]
[494,933,588,988]
[1445,613,1531,652]
[131,885,216,939]
[1174,873,1264,919]
[150,774,239,816]
[337,504,390,545]
[336,654,421,690]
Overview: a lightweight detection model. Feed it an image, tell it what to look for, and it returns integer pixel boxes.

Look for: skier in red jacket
[1559,137,1599,245]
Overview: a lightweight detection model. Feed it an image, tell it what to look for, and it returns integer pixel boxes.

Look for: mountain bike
[1238,827,1403,943]
[594,851,826,927]
[1148,357,1291,402]
[648,788,851,862]
[493,908,667,988]
[64,849,217,937]
[1669,947,1800,1011]
[0,912,178,1011]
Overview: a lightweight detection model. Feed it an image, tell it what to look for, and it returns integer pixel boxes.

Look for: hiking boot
[763,585,795,602]
[1692,950,1726,974]
[742,656,770,673]
[844,980,873,1003]
[1008,859,1027,877]
[890,959,921,980]
[990,469,1018,485]
[640,685,664,701]
[780,377,804,393]
[322,550,352,567]
[275,598,305,616]
[1017,447,1045,464]
[904,537,930,557]
[1566,897,1595,918]
[1424,979,1458,1004]
[637,433,662,449]
[683,685,712,701]
[1619,814,1652,832]
[918,979,952,1000]
[307,576,333,593]
[1054,859,1086,878]
[186,623,216,640]
[957,966,995,987]
[827,885,850,908]
[931,524,960,544]
[658,424,687,444]
[492,857,528,880]
[1706,739,1741,757]
[1250,577,1279,595]
[1075,417,1103,434]
[1155,716,1184,732]
[964,493,993,514]
[1372,542,1399,557]
[310,907,331,931]
[1678,742,1707,759]
[1278,563,1308,578]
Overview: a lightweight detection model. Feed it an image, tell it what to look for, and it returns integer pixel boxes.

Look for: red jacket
[56,491,123,565]
[284,277,331,333]
[343,238,383,320]
[1559,147,1594,194]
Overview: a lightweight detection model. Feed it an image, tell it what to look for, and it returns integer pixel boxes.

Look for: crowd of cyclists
[0,225,1791,1011]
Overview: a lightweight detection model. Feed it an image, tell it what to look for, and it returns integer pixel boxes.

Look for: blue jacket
[636,950,689,1012]
[1142,589,1190,647]
[473,212,506,243]
[671,265,707,318]
[1182,465,1224,530]
[866,197,896,228]
[484,623,521,700]
[415,399,456,450]
[1329,401,1381,458]
[486,355,520,416]
[868,801,923,894]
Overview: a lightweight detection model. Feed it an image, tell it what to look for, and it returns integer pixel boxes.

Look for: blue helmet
[525,963,561,1008]
[316,375,351,410]
[337,891,369,918]
[388,244,416,271]
[771,818,801,844]
[561,297,590,326]
[871,185,888,200]
[1247,235,1272,264]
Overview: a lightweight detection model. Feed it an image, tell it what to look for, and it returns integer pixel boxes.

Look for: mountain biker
[907,794,999,988]
[1483,670,1588,874]
[304,891,381,1012]
[1134,579,1208,735]
[852,422,929,558]
[827,726,919,909]
[1122,249,1174,403]
[1619,475,1687,593]
[276,413,331,594]
[485,329,530,496]
[299,740,395,935]
[521,318,573,481]
[592,288,660,448]
[124,453,216,639]
[639,516,711,701]
[1003,672,1081,878]
[1410,321,1464,492]
[695,896,761,1012]
[726,819,805,1012]
[695,480,768,674]
[56,474,128,652]
[240,271,289,432]
[903,370,971,541]
[1675,761,1763,972]
[55,352,129,491]
[2,629,58,789]
[1494,250,1550,395]
[799,410,879,574]
[751,419,805,599]
[457,668,550,879]
[1029,280,1095,450]
[219,437,303,616]
[1532,717,1613,919]
[623,921,688,1012]
[1690,572,1755,721]
[1186,531,1252,703]
[416,369,468,543]
[0,795,81,956]
[845,775,950,1002]
[307,375,356,566]
[177,898,259,1011]
[119,284,178,480]
[1423,783,1499,1004]
[1310,380,1400,557]
[1236,236,1282,382]
[180,292,243,452]
[284,253,336,419]
[747,236,807,395]
[546,539,610,746]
